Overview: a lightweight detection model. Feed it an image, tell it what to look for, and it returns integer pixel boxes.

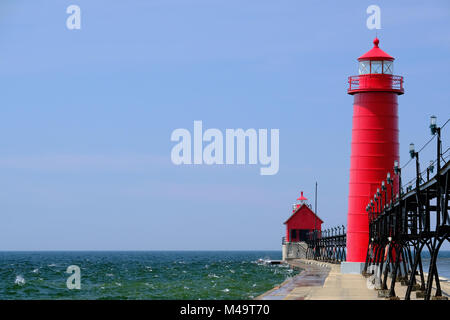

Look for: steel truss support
[364,125,449,299]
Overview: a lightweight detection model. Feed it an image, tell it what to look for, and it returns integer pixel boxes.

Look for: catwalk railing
[363,116,450,300]
[305,226,346,263]
[348,74,404,94]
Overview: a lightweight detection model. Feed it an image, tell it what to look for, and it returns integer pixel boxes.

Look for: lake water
[0,251,296,299]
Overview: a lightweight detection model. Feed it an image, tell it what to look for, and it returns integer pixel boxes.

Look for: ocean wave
[207,273,220,278]
[14,275,26,286]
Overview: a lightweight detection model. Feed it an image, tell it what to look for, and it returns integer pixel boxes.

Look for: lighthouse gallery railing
[348,74,404,93]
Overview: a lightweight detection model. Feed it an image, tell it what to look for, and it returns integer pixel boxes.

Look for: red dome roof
[358,38,394,61]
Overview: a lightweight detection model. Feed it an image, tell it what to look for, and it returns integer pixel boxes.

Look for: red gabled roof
[358,38,394,61]
[283,203,324,225]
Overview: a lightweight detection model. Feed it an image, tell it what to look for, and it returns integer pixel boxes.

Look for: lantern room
[357,38,394,75]
[348,38,404,95]
[283,192,323,242]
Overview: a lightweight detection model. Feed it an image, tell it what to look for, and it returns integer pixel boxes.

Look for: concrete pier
[256,259,450,300]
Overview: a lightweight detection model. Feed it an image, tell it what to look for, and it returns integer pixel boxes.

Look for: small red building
[284,192,323,242]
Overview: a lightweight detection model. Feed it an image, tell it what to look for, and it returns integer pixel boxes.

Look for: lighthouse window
[371,61,382,74]
[359,61,369,74]
[383,61,393,74]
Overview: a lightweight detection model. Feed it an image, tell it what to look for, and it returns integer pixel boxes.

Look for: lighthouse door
[298,230,309,241]
[290,229,297,242]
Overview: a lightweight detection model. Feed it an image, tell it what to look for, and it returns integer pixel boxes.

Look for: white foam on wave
[14,275,26,286]
[208,273,220,278]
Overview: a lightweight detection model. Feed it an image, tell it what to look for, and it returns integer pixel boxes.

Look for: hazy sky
[0,0,449,250]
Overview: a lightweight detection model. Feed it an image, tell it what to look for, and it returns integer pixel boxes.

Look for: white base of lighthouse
[340,262,365,274]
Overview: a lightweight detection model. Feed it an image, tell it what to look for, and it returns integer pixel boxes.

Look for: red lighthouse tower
[344,38,404,271]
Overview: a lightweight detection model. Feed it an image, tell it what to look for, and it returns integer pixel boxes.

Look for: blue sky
[0,0,449,250]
